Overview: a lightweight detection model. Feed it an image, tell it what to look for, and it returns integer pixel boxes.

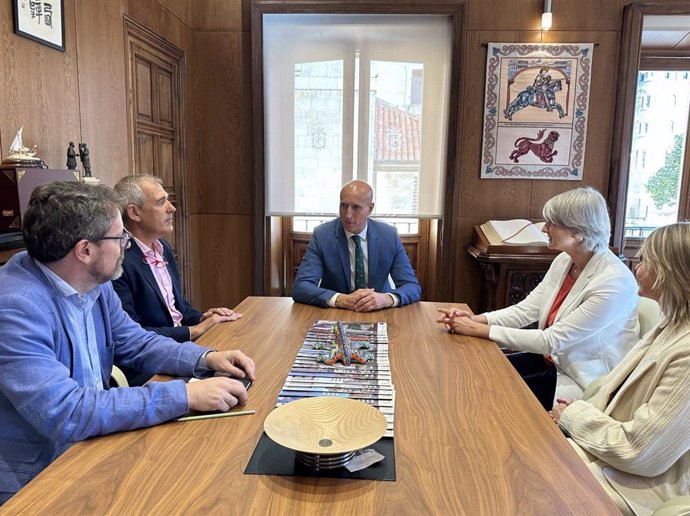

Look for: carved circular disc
[264,397,387,454]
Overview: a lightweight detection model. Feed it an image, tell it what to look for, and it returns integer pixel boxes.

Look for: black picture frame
[12,0,65,52]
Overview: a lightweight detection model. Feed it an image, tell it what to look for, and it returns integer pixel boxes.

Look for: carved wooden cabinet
[466,226,558,312]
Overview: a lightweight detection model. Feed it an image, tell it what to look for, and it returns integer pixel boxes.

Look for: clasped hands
[336,288,393,312]
[200,306,243,323]
[185,350,256,413]
[190,307,243,340]
[436,308,490,339]
[548,398,572,425]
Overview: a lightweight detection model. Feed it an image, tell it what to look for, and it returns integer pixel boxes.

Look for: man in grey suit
[292,180,421,311]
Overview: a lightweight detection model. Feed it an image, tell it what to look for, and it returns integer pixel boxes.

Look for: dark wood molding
[438,4,466,303]
[250,4,266,295]
[640,52,690,70]
[607,3,643,250]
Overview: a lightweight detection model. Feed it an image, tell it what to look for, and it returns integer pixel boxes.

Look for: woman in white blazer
[438,188,639,408]
[550,222,690,516]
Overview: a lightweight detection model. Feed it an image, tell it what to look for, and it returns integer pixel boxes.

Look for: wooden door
[124,17,189,292]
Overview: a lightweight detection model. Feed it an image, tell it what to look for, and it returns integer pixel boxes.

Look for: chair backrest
[638,297,662,337]
[109,365,130,388]
[584,296,662,401]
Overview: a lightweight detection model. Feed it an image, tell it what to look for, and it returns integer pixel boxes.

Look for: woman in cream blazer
[551,222,690,515]
[439,188,639,406]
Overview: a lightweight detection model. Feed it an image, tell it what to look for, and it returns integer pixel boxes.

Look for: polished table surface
[3,297,618,514]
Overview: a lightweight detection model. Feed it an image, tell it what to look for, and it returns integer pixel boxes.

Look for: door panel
[125,17,190,295]
[136,133,154,174]
[159,137,174,185]
[157,68,174,127]
[135,59,153,120]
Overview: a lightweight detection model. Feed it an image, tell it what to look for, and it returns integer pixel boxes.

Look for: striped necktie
[352,235,366,290]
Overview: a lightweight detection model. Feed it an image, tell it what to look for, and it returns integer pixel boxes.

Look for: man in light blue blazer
[0,182,255,504]
[292,180,421,311]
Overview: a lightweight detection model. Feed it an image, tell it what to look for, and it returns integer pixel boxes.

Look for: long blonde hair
[640,222,690,326]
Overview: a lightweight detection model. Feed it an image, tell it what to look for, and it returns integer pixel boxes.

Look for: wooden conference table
[3,297,618,514]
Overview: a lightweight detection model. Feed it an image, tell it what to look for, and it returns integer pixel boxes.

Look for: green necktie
[352,235,366,290]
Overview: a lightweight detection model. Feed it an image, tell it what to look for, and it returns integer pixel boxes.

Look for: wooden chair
[109,365,129,388]
[583,297,662,400]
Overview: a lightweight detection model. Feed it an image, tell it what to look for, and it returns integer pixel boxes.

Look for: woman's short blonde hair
[542,187,610,252]
[639,222,690,326]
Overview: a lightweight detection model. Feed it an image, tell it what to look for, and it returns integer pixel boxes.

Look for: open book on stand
[479,219,548,246]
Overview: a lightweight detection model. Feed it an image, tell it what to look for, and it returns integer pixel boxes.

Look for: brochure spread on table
[276,320,395,437]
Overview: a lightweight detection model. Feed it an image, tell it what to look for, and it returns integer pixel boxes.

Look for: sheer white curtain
[263,14,452,218]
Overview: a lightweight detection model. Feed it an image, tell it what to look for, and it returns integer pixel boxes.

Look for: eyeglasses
[95,231,131,249]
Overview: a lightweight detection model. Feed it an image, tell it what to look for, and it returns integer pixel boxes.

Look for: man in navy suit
[292,180,421,311]
[113,175,242,347]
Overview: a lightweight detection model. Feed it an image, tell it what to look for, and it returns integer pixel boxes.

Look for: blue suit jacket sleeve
[291,219,421,307]
[112,240,202,342]
[291,225,338,307]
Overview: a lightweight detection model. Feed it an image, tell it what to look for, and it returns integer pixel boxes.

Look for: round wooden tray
[264,397,387,455]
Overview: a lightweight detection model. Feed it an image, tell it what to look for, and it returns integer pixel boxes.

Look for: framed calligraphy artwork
[480,43,593,180]
[13,0,65,52]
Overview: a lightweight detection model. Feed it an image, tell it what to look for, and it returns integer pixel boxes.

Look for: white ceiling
[642,15,690,50]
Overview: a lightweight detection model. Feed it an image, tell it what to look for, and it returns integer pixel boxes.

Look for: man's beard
[109,261,124,281]
[90,255,124,284]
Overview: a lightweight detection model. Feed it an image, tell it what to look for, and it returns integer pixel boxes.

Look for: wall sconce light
[542,0,553,31]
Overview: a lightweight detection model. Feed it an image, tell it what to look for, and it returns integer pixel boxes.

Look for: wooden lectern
[466,225,559,312]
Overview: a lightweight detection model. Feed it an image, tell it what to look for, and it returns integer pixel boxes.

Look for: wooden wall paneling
[268,216,284,296]
[187,5,254,308]
[192,0,246,31]
[75,0,129,187]
[127,0,192,51]
[190,214,253,309]
[455,31,540,221]
[189,31,253,215]
[156,0,193,27]
[288,231,309,295]
[452,218,487,309]
[467,0,622,32]
[0,0,80,172]
[416,218,430,300]
[425,218,439,301]
[529,31,622,216]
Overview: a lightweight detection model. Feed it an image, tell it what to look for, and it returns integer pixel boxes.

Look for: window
[262,14,452,225]
[624,70,690,239]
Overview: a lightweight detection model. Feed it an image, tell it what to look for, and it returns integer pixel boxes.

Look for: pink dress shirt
[132,236,184,327]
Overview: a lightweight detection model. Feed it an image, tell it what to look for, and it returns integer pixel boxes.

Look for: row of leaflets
[276,320,395,438]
